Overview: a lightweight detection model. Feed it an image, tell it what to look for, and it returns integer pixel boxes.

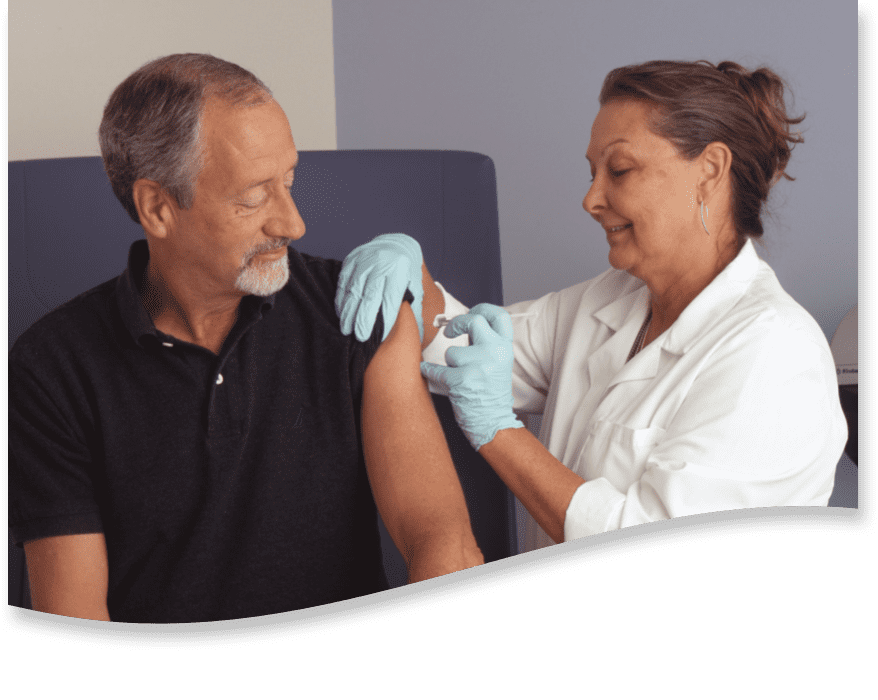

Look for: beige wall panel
[9,0,337,160]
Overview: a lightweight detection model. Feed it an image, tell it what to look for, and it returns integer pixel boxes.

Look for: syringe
[433,312,529,328]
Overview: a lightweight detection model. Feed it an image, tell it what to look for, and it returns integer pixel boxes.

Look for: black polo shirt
[9,240,392,622]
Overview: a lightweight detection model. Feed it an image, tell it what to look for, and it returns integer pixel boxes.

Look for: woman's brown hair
[600,60,804,241]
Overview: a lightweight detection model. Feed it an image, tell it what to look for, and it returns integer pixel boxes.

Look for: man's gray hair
[99,53,272,224]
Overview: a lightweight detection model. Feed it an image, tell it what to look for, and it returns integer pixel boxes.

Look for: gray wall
[332,0,858,512]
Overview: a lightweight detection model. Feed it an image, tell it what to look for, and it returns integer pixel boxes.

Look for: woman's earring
[700,201,711,236]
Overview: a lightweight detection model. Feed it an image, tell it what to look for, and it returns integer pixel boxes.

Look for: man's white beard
[235,249,290,296]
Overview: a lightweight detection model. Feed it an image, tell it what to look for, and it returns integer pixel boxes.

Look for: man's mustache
[243,239,292,265]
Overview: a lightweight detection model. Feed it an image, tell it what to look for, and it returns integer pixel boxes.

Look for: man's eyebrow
[585,138,629,163]
[240,156,300,192]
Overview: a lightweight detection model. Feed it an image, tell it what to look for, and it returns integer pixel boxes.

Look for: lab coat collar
[588,239,760,389]
[592,239,759,351]
[588,284,653,388]
[593,280,649,333]
[661,238,760,354]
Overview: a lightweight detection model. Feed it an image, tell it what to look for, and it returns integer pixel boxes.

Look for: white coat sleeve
[563,321,847,539]
[421,283,557,413]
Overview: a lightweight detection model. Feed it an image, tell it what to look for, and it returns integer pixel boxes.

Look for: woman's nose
[583,178,604,216]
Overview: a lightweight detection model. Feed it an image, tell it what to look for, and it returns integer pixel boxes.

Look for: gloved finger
[469,314,508,347]
[335,241,375,300]
[336,274,378,335]
[337,287,364,337]
[444,344,483,368]
[335,253,356,314]
[334,280,348,321]
[420,361,455,393]
[344,274,386,342]
[445,313,498,347]
[441,314,470,340]
[335,258,366,330]
[379,261,415,341]
[468,303,514,340]
[444,311,492,340]
[336,275,380,342]
[410,293,425,343]
[337,258,374,317]
[377,285,408,343]
[355,282,392,342]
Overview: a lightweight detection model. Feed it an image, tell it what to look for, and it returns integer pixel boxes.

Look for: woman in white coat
[335,60,847,551]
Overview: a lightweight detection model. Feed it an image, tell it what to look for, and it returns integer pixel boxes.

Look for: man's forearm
[405,526,484,583]
[364,382,484,581]
[363,303,483,581]
[24,533,112,621]
[420,263,444,350]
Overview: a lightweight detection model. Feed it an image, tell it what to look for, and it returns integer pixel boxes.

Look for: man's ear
[132,179,177,239]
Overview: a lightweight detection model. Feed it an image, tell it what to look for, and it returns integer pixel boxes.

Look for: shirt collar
[115,239,159,347]
[592,238,761,354]
[663,238,760,354]
[115,239,279,348]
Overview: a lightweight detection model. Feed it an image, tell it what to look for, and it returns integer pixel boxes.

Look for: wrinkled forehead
[181,98,298,207]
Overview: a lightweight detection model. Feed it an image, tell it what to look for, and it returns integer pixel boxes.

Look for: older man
[9,54,482,623]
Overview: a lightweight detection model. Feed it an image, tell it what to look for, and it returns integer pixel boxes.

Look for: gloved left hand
[420,303,524,451]
[335,233,424,343]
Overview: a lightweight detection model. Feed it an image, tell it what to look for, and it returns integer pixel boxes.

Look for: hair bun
[716,61,804,184]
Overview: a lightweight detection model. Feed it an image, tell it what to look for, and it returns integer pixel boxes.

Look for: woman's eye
[589,167,629,183]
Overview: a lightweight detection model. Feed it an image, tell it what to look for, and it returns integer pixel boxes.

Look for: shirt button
[216,374,224,385]
[162,342,173,348]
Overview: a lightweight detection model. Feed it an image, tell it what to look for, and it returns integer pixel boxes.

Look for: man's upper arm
[24,533,111,621]
[361,302,482,580]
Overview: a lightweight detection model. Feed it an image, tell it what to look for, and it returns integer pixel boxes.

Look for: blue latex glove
[420,303,524,451]
[335,233,424,343]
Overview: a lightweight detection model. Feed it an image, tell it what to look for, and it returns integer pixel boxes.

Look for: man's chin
[235,257,290,296]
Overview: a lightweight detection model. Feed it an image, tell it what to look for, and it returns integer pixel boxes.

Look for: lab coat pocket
[576,421,667,492]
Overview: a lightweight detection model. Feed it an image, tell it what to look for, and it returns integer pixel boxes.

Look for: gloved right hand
[420,304,524,451]
[335,233,424,343]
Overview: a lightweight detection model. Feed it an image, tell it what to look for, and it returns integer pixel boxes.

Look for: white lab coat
[424,240,847,551]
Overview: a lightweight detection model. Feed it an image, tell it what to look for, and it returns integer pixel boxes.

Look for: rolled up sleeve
[563,323,846,539]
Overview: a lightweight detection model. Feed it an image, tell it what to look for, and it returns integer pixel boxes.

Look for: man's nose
[267,187,306,240]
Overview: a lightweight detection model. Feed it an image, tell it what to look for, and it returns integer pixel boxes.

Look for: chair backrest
[8,151,517,606]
